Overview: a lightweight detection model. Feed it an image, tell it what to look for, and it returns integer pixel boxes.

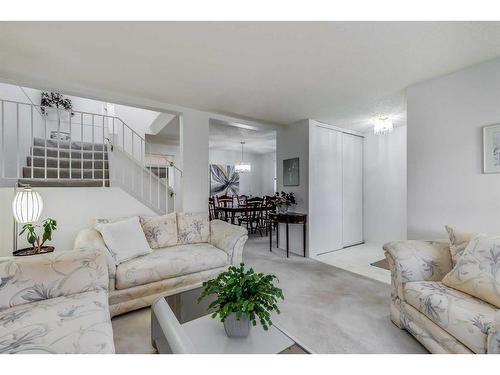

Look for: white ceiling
[2,22,500,131]
[209,122,276,154]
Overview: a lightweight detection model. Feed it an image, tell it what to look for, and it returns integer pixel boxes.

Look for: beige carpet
[112,235,427,354]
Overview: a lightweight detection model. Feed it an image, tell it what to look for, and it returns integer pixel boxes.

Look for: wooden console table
[269,212,307,258]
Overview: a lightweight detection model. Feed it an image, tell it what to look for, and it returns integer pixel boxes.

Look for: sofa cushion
[404,281,495,353]
[140,213,178,249]
[445,225,477,265]
[177,212,210,244]
[442,234,500,309]
[96,216,152,264]
[0,249,108,310]
[115,243,229,290]
[0,290,114,354]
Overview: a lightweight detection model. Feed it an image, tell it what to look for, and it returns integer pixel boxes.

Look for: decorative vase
[223,313,250,338]
[277,204,288,214]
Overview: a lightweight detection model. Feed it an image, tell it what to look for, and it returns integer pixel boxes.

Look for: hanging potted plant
[198,264,284,337]
[40,92,74,141]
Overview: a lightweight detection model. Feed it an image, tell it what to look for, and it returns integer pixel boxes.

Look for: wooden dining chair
[238,197,264,235]
[216,194,234,222]
[208,197,217,221]
[237,195,248,207]
[259,196,277,235]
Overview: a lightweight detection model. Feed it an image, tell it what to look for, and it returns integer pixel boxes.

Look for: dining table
[214,206,270,225]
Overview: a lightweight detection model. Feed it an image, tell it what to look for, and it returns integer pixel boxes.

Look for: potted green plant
[198,263,284,338]
[275,191,296,213]
[40,92,73,115]
[40,92,73,141]
[16,218,57,256]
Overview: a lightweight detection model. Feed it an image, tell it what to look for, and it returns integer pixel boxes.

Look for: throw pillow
[96,216,152,264]
[442,234,500,308]
[140,213,178,249]
[445,225,477,265]
[177,212,210,244]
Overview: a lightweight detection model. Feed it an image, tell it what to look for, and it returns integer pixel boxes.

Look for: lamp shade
[235,163,251,173]
[12,187,43,223]
[235,141,251,173]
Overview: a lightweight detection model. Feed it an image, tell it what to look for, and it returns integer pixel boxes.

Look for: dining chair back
[208,197,217,221]
[216,194,234,222]
[238,197,264,235]
[237,195,248,207]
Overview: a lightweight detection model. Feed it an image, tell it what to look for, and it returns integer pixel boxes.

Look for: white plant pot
[223,313,250,338]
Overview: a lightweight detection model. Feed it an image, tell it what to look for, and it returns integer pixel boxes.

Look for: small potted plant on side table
[198,264,284,338]
[15,218,57,256]
[275,191,296,213]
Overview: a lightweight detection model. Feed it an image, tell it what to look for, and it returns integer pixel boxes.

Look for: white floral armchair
[75,218,248,317]
[0,249,115,354]
[384,240,500,354]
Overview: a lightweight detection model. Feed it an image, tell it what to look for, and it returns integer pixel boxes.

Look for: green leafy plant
[19,218,57,253]
[40,92,73,115]
[198,263,284,330]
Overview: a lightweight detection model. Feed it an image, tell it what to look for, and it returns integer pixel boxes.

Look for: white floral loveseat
[74,215,248,317]
[0,249,115,354]
[384,239,500,354]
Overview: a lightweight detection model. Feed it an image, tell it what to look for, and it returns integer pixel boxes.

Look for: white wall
[277,120,309,212]
[407,58,500,239]
[276,120,309,255]
[260,152,276,196]
[180,112,209,213]
[0,187,155,257]
[209,149,275,197]
[113,104,159,138]
[363,125,407,244]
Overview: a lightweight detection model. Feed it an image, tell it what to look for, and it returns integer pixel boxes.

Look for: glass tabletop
[162,287,309,354]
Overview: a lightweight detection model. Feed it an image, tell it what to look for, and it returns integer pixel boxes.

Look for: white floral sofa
[0,249,115,354]
[384,240,500,354]
[74,216,248,317]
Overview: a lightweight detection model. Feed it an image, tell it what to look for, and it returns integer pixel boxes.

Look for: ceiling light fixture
[373,116,394,135]
[235,141,251,173]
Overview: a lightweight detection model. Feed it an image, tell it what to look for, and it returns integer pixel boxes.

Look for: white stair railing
[0,98,168,214]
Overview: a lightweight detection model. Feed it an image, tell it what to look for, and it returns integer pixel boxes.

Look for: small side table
[269,212,307,258]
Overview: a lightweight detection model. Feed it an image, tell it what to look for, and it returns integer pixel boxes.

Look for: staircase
[20,138,110,187]
[0,98,169,214]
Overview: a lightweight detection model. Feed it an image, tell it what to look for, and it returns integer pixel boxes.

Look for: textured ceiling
[1,22,500,131]
[209,122,275,154]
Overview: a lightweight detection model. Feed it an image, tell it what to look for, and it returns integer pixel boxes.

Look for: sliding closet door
[342,133,363,247]
[309,125,343,256]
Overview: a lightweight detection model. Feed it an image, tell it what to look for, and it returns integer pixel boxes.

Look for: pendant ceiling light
[373,116,394,135]
[235,141,251,173]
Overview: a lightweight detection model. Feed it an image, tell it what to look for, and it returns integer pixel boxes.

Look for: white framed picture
[483,124,500,174]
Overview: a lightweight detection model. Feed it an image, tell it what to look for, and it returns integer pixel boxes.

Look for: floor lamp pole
[12,183,18,254]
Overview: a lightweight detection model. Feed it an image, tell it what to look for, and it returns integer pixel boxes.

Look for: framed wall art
[283,157,299,186]
[483,124,500,174]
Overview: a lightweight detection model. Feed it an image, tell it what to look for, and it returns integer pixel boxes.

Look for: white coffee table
[151,288,312,354]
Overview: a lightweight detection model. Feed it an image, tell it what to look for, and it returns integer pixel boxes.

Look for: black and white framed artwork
[483,124,500,174]
[283,157,299,186]
[210,164,240,196]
